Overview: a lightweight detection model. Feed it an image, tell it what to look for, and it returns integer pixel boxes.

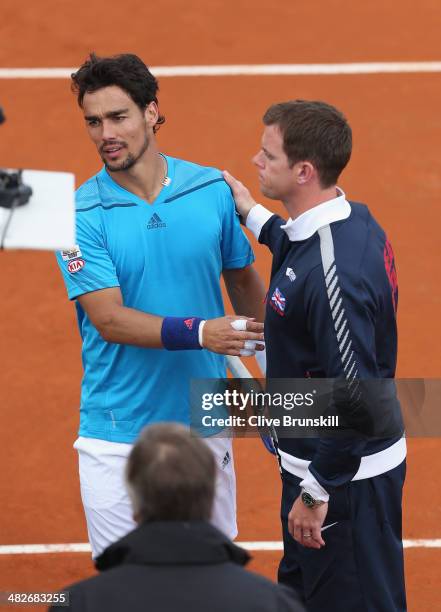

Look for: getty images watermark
[189,378,438,439]
[200,388,339,430]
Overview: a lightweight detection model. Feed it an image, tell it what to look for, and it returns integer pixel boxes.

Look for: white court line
[1,62,441,79]
[1,540,441,554]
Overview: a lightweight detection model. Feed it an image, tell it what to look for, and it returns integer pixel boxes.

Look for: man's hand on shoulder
[223,170,257,223]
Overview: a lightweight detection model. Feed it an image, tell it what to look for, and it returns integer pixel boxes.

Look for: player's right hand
[202,316,264,356]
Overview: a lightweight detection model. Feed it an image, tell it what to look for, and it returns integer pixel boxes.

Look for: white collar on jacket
[280,187,351,242]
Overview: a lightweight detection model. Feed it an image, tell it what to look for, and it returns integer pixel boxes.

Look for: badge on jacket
[270,287,286,316]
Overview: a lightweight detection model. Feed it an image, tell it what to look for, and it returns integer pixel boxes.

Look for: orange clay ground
[0,2,440,610]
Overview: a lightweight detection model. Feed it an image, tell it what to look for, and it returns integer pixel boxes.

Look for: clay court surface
[1,1,440,609]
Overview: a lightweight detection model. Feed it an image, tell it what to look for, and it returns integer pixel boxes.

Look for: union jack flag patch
[271,287,286,316]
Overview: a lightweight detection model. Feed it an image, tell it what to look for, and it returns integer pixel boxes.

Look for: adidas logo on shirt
[147,213,166,229]
[221,451,231,469]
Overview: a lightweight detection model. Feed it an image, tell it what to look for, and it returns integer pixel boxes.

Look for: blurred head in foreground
[126,423,215,524]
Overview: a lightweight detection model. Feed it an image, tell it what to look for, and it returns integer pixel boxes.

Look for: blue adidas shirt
[56,155,254,442]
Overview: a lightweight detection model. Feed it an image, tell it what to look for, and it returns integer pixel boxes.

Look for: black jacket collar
[95,521,250,571]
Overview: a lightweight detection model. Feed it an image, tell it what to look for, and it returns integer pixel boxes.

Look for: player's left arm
[223,265,274,454]
[222,265,266,322]
[220,177,273,453]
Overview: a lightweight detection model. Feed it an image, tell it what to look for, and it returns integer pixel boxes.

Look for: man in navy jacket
[224,100,406,612]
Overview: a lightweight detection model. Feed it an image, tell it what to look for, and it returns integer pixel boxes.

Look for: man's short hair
[263,100,352,188]
[126,423,215,523]
[71,53,165,132]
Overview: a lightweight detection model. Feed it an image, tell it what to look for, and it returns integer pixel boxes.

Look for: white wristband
[198,320,207,347]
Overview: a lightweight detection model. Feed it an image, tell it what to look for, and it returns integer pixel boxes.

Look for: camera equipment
[0,106,32,208]
[0,105,33,248]
[0,169,33,248]
[0,169,33,209]
[0,104,75,250]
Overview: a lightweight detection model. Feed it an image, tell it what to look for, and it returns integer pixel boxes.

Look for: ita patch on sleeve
[61,245,82,261]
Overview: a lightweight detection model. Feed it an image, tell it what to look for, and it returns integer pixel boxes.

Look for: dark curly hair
[71,53,165,133]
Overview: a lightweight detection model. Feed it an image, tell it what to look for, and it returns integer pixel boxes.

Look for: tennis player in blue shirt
[56,53,266,558]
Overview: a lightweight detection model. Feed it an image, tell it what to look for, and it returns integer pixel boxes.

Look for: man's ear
[295,161,315,185]
[144,101,159,128]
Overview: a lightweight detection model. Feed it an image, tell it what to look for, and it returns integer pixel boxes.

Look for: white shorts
[74,435,237,558]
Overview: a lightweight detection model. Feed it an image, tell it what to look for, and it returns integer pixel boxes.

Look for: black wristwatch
[301,490,325,509]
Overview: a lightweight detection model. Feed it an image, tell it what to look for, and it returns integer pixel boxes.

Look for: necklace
[159,154,171,186]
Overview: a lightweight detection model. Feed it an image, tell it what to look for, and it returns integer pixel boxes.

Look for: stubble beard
[103,132,150,173]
